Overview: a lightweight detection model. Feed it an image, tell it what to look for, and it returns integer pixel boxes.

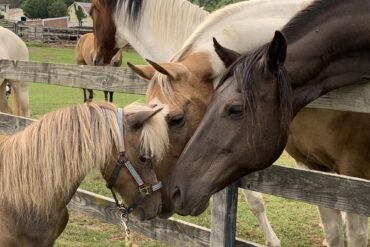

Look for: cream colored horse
[0,27,30,117]
[0,102,166,246]
[129,1,317,246]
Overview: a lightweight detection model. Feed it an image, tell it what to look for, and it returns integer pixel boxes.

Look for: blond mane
[0,102,120,218]
[125,102,169,162]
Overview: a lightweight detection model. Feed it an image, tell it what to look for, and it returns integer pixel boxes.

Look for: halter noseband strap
[106,108,162,215]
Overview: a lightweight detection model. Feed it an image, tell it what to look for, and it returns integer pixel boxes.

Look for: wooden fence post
[210,181,239,247]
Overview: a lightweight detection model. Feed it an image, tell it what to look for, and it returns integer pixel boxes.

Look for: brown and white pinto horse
[89,0,208,63]
[168,1,370,246]
[75,33,122,102]
[0,102,165,246]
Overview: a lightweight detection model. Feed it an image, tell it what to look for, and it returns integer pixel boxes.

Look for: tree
[74,4,86,26]
[22,0,52,19]
[11,0,25,8]
[47,0,67,18]
[189,0,244,11]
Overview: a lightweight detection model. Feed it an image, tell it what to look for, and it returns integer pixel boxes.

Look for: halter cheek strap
[106,108,162,215]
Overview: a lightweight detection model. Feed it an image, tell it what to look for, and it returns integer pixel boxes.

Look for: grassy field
[25,44,342,247]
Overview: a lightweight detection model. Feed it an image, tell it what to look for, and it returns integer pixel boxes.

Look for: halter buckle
[139,185,152,195]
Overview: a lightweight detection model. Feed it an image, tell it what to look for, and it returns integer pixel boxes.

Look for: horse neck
[174,0,313,84]
[283,0,370,112]
[114,0,208,62]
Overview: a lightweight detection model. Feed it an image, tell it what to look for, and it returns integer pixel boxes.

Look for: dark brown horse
[75,33,122,102]
[168,0,370,239]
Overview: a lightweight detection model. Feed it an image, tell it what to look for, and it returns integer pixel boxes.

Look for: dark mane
[218,44,292,131]
[107,0,143,23]
[282,0,349,42]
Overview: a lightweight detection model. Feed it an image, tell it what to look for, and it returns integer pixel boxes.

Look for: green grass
[28,44,145,66]
[26,45,340,247]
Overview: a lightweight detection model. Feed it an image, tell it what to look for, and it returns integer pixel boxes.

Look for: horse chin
[174,194,210,216]
[92,53,104,66]
[157,209,173,219]
[189,196,210,216]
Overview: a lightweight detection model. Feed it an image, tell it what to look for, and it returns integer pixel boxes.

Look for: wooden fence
[0,20,92,44]
[1,59,370,247]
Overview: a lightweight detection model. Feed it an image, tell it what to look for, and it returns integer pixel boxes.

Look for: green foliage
[63,0,75,7]
[19,0,91,18]
[22,0,52,19]
[11,0,25,8]
[74,4,86,27]
[47,0,67,18]
[189,0,245,11]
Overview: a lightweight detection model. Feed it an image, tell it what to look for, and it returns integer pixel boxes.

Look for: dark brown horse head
[90,0,120,65]
[168,32,293,216]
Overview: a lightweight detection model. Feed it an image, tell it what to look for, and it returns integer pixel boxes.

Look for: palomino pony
[0,27,30,117]
[0,102,166,246]
[169,1,370,246]
[89,0,208,64]
[75,33,123,102]
[128,1,313,246]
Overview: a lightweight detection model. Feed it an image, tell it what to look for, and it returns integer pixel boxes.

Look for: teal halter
[106,108,162,215]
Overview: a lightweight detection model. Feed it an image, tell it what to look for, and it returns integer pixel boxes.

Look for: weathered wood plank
[241,165,370,216]
[69,189,257,247]
[1,59,370,113]
[211,182,240,247]
[0,59,148,95]
[307,83,370,113]
[0,112,35,134]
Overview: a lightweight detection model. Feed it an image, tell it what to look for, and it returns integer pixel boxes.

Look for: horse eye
[227,105,244,119]
[168,114,185,127]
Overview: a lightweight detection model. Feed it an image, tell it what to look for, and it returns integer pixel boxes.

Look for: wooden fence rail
[0,20,92,43]
[1,59,370,112]
[1,59,370,247]
[0,60,148,95]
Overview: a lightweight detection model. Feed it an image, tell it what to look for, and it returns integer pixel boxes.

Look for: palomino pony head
[128,53,214,217]
[104,102,167,220]
[168,32,293,216]
[0,102,163,221]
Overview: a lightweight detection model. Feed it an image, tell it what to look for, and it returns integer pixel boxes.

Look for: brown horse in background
[75,33,122,102]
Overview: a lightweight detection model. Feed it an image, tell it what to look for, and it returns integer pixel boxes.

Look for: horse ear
[146,59,188,81]
[267,31,287,72]
[127,62,155,81]
[213,37,241,67]
[126,107,163,129]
